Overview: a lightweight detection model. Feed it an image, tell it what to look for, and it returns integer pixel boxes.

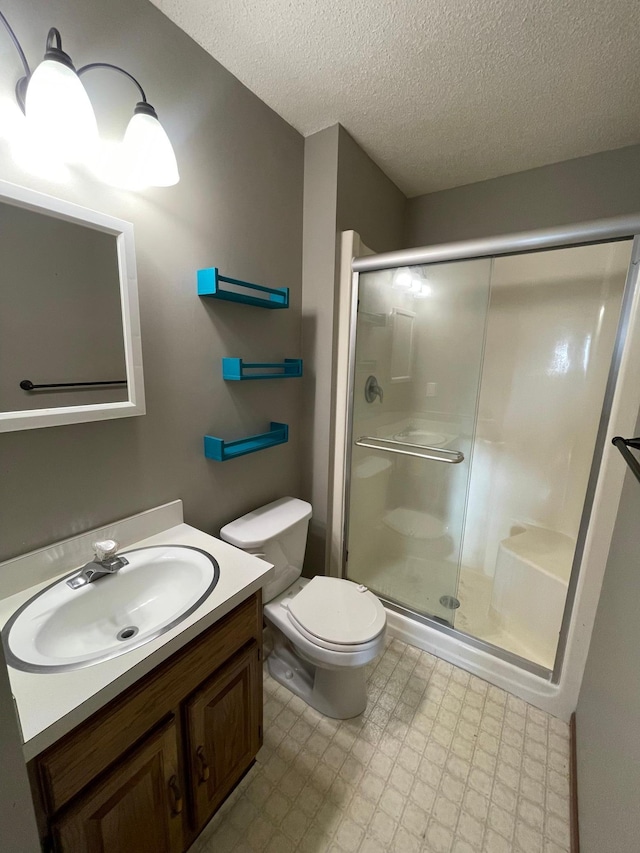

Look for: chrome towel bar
[355,435,464,464]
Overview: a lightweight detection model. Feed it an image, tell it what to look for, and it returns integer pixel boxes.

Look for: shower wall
[461,242,629,578]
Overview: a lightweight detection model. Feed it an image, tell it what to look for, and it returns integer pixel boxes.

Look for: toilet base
[267,640,368,719]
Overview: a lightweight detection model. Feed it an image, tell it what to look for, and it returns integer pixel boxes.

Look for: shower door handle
[355,436,464,463]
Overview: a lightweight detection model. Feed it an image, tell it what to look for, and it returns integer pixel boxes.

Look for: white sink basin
[2,545,219,673]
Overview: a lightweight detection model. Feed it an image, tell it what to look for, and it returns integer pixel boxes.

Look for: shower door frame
[339,215,640,714]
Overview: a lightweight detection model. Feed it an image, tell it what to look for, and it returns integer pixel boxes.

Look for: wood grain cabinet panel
[31,592,264,852]
[52,719,184,853]
[186,643,261,828]
[38,593,261,814]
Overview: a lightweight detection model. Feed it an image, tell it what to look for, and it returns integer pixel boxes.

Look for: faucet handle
[93,539,119,561]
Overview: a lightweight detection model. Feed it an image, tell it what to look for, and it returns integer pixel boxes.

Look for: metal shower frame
[343,214,640,683]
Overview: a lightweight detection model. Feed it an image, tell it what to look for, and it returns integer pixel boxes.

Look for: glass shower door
[345,258,491,624]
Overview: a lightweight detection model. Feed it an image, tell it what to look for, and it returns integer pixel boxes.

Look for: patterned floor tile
[195,637,570,852]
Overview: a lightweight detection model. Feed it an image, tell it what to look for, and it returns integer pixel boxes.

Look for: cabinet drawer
[36,592,261,814]
[53,718,184,853]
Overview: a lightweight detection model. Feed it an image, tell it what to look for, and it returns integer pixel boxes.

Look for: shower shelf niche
[198,267,289,309]
[222,358,303,381]
[204,422,288,461]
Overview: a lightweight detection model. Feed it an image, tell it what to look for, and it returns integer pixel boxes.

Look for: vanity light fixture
[78,63,180,188]
[0,11,179,188]
[21,27,99,165]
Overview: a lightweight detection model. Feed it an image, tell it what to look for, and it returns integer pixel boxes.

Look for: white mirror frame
[0,180,145,432]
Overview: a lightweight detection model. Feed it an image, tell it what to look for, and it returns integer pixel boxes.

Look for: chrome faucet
[67,540,129,589]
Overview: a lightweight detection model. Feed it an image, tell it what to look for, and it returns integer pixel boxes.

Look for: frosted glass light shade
[25,59,98,164]
[121,110,179,188]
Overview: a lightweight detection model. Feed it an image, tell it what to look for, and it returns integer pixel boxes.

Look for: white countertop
[0,509,273,761]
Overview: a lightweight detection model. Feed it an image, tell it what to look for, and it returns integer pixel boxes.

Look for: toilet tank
[220,497,312,603]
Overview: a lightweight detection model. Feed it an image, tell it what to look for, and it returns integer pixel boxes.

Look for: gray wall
[301,124,406,575]
[575,410,640,853]
[0,0,304,562]
[336,126,407,253]
[406,144,640,246]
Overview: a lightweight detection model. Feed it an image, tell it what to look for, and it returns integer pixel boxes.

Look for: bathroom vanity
[30,591,262,852]
[0,501,273,853]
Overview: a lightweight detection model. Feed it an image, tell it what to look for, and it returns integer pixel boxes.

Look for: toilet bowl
[220,497,386,718]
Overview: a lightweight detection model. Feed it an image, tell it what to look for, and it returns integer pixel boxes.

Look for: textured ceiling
[150,0,640,196]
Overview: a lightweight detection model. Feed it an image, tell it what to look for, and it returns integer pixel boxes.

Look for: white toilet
[220,497,387,719]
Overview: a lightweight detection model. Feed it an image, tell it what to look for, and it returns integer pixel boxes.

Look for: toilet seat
[287,576,386,645]
[286,616,384,654]
[264,578,386,669]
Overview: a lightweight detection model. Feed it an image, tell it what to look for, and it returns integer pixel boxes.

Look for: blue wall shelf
[198,267,289,309]
[222,358,303,381]
[204,422,288,461]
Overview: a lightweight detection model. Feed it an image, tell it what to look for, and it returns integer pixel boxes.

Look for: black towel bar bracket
[612,436,640,484]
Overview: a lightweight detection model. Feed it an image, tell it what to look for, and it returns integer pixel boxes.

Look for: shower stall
[334,218,640,718]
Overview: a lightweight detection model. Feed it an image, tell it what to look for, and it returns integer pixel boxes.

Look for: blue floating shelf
[222,358,303,381]
[204,422,288,461]
[198,267,289,309]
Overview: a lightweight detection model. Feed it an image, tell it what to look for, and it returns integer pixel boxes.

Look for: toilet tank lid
[220,497,312,548]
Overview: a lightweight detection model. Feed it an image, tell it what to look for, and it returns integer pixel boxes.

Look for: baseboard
[570,712,580,853]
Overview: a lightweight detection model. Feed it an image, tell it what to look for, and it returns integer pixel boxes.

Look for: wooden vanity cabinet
[186,643,261,829]
[53,719,184,853]
[29,591,263,853]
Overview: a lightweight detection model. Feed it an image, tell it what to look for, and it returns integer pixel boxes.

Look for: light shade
[120,105,179,188]
[25,59,98,164]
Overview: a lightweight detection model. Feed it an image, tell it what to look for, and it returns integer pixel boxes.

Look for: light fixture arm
[43,28,75,69]
[0,9,31,107]
[0,10,30,77]
[77,63,158,118]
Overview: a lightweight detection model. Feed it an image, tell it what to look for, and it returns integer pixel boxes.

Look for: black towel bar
[612,436,640,484]
[20,378,127,391]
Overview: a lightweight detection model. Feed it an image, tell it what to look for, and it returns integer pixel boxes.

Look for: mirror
[0,180,144,431]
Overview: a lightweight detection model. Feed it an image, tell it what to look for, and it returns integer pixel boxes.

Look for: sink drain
[439,595,461,610]
[116,626,139,641]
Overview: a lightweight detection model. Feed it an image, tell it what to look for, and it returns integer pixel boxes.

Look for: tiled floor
[193,637,571,853]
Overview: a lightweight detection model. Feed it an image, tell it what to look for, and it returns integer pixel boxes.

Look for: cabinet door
[53,719,184,853]
[186,642,261,830]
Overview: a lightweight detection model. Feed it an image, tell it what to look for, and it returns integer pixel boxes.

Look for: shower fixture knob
[365,375,384,404]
